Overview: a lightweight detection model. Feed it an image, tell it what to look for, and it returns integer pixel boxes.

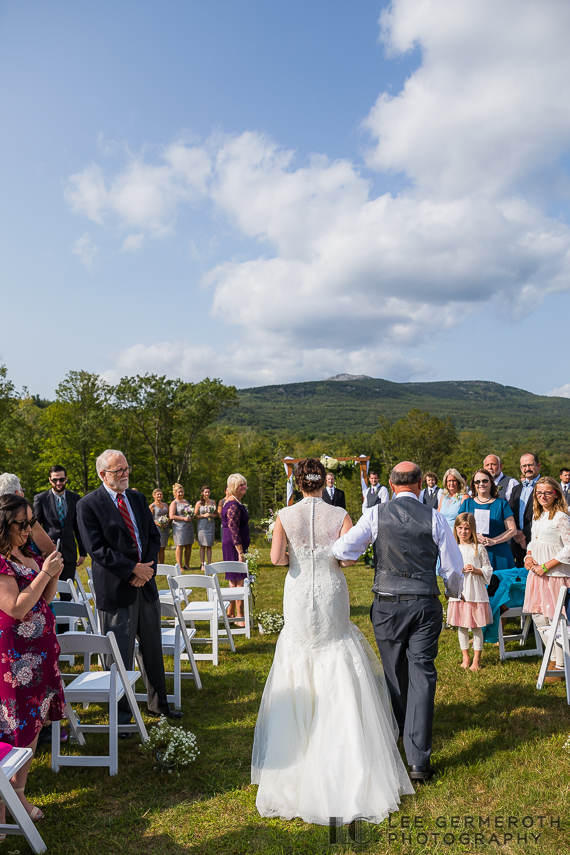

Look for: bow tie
[522,479,535,487]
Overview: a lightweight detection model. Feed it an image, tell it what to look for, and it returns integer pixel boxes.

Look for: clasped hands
[129,561,154,587]
[524,555,545,576]
[476,534,495,547]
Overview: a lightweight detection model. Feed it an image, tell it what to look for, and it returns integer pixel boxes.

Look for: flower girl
[448,513,494,671]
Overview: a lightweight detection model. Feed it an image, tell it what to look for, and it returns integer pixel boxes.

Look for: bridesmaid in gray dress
[194,485,217,570]
[149,488,170,564]
[169,483,194,571]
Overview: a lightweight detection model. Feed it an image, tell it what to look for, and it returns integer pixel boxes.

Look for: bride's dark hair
[295,459,326,493]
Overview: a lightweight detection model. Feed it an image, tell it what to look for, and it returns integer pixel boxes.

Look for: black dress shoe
[119,732,133,740]
[148,708,184,719]
[409,764,435,782]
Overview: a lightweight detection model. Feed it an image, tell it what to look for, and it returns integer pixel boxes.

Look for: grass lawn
[25,541,570,854]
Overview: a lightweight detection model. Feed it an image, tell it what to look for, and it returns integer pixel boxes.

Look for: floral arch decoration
[282,455,371,506]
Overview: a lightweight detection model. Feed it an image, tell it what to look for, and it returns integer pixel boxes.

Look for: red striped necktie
[117,493,140,559]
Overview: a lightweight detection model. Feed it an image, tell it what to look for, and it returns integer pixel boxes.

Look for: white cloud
[121,233,145,253]
[100,338,433,388]
[547,384,570,399]
[69,1,570,384]
[71,232,99,269]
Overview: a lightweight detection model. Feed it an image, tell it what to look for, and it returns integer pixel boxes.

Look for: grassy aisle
[26,544,570,854]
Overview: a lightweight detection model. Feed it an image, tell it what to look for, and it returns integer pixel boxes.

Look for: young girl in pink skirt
[523,476,570,680]
[448,513,493,671]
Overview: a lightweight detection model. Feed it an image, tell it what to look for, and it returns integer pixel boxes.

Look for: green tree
[112,374,239,493]
[0,366,17,471]
[40,371,113,494]
[372,408,458,476]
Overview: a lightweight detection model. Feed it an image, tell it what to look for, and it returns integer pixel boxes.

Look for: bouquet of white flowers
[255,609,285,634]
[142,716,199,772]
[320,455,340,471]
[156,515,170,529]
[182,507,195,521]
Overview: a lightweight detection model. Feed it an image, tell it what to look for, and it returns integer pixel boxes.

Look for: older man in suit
[560,468,570,506]
[34,465,86,599]
[76,449,182,724]
[509,452,541,568]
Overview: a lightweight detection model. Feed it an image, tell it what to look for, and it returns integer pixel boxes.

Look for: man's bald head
[389,462,422,496]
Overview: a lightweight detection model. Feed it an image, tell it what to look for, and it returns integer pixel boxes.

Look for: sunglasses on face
[474,479,490,485]
[12,517,36,532]
[50,477,66,484]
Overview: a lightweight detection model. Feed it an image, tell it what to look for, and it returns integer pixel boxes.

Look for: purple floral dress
[221,501,250,581]
[0,555,66,747]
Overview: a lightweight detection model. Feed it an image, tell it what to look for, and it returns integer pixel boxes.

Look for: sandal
[14,787,43,822]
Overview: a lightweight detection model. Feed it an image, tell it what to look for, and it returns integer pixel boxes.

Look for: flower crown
[305,473,321,482]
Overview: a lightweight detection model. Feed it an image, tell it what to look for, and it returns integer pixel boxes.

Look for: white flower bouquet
[255,609,284,634]
[156,515,170,529]
[320,455,340,471]
[143,716,199,772]
[182,507,195,521]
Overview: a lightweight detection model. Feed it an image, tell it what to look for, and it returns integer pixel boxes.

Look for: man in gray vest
[361,470,389,515]
[483,454,519,502]
[333,461,463,782]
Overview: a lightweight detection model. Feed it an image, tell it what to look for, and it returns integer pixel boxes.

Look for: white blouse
[449,543,493,603]
[527,510,570,577]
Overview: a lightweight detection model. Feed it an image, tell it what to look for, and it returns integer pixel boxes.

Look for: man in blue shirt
[509,453,541,567]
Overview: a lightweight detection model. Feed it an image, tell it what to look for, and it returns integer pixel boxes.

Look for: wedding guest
[437,469,469,528]
[217,487,229,517]
[149,489,170,565]
[169,484,194,571]
[361,470,389,515]
[194,486,217,570]
[221,474,250,627]
[523,476,570,682]
[0,494,65,822]
[459,469,516,572]
[419,472,441,508]
[483,454,519,502]
[559,468,570,506]
[321,473,346,509]
[34,465,86,602]
[0,473,55,558]
[448,513,493,671]
[509,453,541,568]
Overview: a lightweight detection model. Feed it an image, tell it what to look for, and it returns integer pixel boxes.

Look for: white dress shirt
[333,490,464,598]
[361,485,389,515]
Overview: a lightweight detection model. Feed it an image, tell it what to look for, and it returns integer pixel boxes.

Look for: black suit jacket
[76,485,161,611]
[322,487,346,509]
[33,488,86,565]
[508,483,535,566]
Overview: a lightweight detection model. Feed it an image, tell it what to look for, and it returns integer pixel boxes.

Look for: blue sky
[2,0,570,398]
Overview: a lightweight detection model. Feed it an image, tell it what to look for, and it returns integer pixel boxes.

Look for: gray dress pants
[371,595,442,768]
[99,590,169,722]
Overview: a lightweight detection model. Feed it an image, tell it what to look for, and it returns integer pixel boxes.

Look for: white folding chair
[536,586,570,703]
[0,747,46,852]
[498,607,543,660]
[134,599,202,709]
[52,600,98,638]
[156,562,181,605]
[51,631,148,776]
[168,574,235,666]
[204,561,252,638]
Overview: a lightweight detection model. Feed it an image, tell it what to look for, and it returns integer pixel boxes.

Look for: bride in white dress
[251,459,413,826]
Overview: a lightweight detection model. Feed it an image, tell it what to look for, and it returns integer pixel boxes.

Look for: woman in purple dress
[0,494,65,824]
[221,474,249,627]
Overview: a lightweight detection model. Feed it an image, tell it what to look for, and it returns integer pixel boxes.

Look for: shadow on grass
[185,819,332,855]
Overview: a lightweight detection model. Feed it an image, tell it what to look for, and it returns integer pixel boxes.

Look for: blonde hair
[532,476,568,520]
[454,512,479,555]
[152,488,164,499]
[172,483,184,497]
[227,473,246,498]
[441,468,467,497]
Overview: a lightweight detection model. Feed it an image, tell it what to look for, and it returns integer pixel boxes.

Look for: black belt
[375,593,437,602]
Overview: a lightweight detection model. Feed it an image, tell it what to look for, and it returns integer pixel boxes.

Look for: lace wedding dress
[251,498,413,825]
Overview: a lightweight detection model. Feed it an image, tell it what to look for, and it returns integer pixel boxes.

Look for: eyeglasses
[50,477,66,484]
[103,467,132,477]
[536,491,555,498]
[474,479,490,485]
[12,517,36,532]
[447,479,458,484]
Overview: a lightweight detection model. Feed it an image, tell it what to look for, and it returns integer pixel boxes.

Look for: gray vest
[366,487,382,508]
[422,488,439,509]
[373,498,439,596]
[495,473,510,500]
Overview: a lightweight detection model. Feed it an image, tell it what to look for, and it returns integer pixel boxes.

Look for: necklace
[476,496,493,504]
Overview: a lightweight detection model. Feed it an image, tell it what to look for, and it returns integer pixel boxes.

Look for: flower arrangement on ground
[244,547,261,603]
[255,609,285,634]
[142,716,199,772]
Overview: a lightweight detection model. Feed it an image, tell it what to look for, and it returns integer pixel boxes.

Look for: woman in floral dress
[0,494,65,824]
